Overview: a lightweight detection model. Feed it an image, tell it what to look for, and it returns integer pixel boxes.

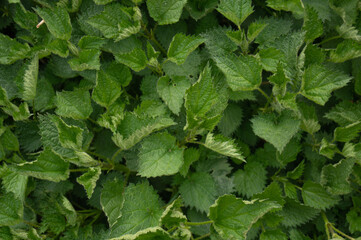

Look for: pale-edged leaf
[110,182,163,237]
[101,177,125,227]
[92,70,122,108]
[52,117,83,150]
[68,49,101,71]
[213,53,262,91]
[325,101,361,126]
[138,132,184,177]
[0,166,28,202]
[94,0,114,4]
[55,89,93,119]
[77,166,101,198]
[330,40,361,63]
[334,121,361,142]
[34,6,72,40]
[46,39,69,57]
[78,36,107,50]
[13,148,70,182]
[0,33,30,64]
[111,227,171,240]
[179,147,200,177]
[247,22,268,42]
[157,75,190,115]
[0,192,23,226]
[301,181,340,210]
[209,195,281,239]
[22,54,38,101]
[300,64,352,105]
[266,0,304,16]
[160,198,187,228]
[147,0,187,25]
[88,3,141,41]
[114,48,148,72]
[216,0,254,28]
[167,33,204,65]
[179,172,217,213]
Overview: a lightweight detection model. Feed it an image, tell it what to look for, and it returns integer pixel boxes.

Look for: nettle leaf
[167,33,204,65]
[114,48,148,72]
[303,6,323,43]
[279,198,320,227]
[78,36,107,50]
[138,132,184,177]
[34,6,72,40]
[213,53,262,91]
[325,101,361,126]
[329,40,361,63]
[157,75,190,115]
[266,0,304,16]
[110,182,163,237]
[333,121,361,142]
[301,181,340,210]
[160,198,187,228]
[147,0,187,25]
[260,229,288,240]
[300,64,352,105]
[0,167,28,202]
[68,49,101,71]
[0,33,30,64]
[88,4,141,41]
[251,111,300,153]
[94,0,114,5]
[111,227,172,240]
[0,192,23,226]
[217,102,243,136]
[22,54,39,101]
[209,195,281,239]
[101,178,125,227]
[234,161,267,198]
[257,48,286,73]
[76,166,102,198]
[179,172,217,213]
[202,133,245,161]
[47,39,69,57]
[179,147,200,177]
[55,89,93,120]
[247,22,268,43]
[186,0,218,20]
[92,70,122,108]
[52,117,84,150]
[216,0,254,28]
[14,148,70,182]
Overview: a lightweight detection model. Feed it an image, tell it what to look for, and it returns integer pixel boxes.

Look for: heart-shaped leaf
[251,111,300,153]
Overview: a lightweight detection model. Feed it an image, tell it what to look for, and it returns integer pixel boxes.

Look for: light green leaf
[247,22,268,42]
[114,48,148,72]
[209,195,281,239]
[78,36,107,50]
[303,6,323,43]
[298,102,320,134]
[76,166,101,198]
[330,40,361,63]
[179,172,217,213]
[300,64,352,105]
[321,158,355,195]
[138,132,183,177]
[46,39,69,57]
[186,0,218,20]
[251,111,300,153]
[257,48,285,73]
[334,121,361,142]
[0,167,28,202]
[88,4,141,41]
[94,0,114,5]
[68,49,101,71]
[213,53,262,91]
[92,70,122,108]
[101,178,125,227]
[202,133,245,161]
[301,181,339,210]
[266,0,304,16]
[14,148,70,182]
[0,33,30,64]
[279,198,320,227]
[260,229,288,240]
[0,192,23,226]
[157,75,190,115]
[234,161,267,198]
[217,0,254,28]
[110,182,163,237]
[325,101,361,126]
[147,0,187,25]
[167,33,204,65]
[286,160,305,180]
[160,198,187,228]
[0,128,19,152]
[179,148,200,177]
[22,55,38,102]
[52,115,84,150]
[34,6,72,40]
[55,89,93,120]
[111,227,172,240]
[10,3,38,31]
[252,181,286,206]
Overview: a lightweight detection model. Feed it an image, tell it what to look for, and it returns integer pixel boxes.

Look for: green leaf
[167,33,204,65]
[209,195,281,239]
[325,101,361,126]
[46,39,69,57]
[52,116,84,150]
[101,178,125,227]
[138,132,184,177]
[286,160,305,180]
[0,166,28,202]
[247,22,268,42]
[157,75,190,115]
[76,166,101,198]
[68,49,101,71]
[298,102,320,134]
[186,0,218,20]
[55,89,93,119]
[217,102,243,136]
[179,172,217,213]
[301,181,339,210]
[319,138,338,159]
[260,229,288,240]
[78,36,107,50]
[94,0,114,5]
[213,53,262,91]
[266,0,304,16]
[147,0,187,25]
[300,64,352,105]
[251,111,300,153]
[92,70,122,108]
[202,133,245,162]
[329,40,361,63]
[111,227,172,240]
[303,6,323,43]
[0,128,19,152]
[216,0,254,28]
[160,198,187,228]
[114,48,148,72]
[88,4,141,41]
[22,55,38,101]
[34,6,72,40]
[334,121,361,142]
[110,182,163,237]
[0,192,23,226]
[252,181,286,206]
[179,147,200,177]
[234,161,267,198]
[321,158,355,195]
[14,148,70,182]
[0,33,30,64]
[257,48,286,73]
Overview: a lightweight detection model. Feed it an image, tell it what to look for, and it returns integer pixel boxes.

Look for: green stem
[185,220,213,226]
[32,99,37,121]
[194,233,211,240]
[318,35,341,46]
[87,117,98,125]
[257,88,271,102]
[167,226,177,233]
[330,225,355,240]
[111,148,122,162]
[141,22,167,56]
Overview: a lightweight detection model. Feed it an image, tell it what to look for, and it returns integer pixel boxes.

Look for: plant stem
[330,225,355,240]
[111,148,122,162]
[185,220,213,226]
[257,88,271,102]
[318,35,341,46]
[194,233,211,240]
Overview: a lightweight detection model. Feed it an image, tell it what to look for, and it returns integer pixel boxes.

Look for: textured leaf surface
[279,198,320,227]
[167,33,204,65]
[111,227,172,240]
[217,0,253,28]
[301,181,339,210]
[114,48,148,72]
[147,0,187,25]
[92,70,122,108]
[234,161,267,197]
[56,89,93,119]
[0,192,23,226]
[101,178,125,227]
[68,49,101,71]
[325,101,361,126]
[138,132,183,177]
[22,55,38,101]
[203,133,245,161]
[0,33,30,64]
[76,166,101,198]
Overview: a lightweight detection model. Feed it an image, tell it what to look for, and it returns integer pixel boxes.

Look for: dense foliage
[0,0,361,239]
